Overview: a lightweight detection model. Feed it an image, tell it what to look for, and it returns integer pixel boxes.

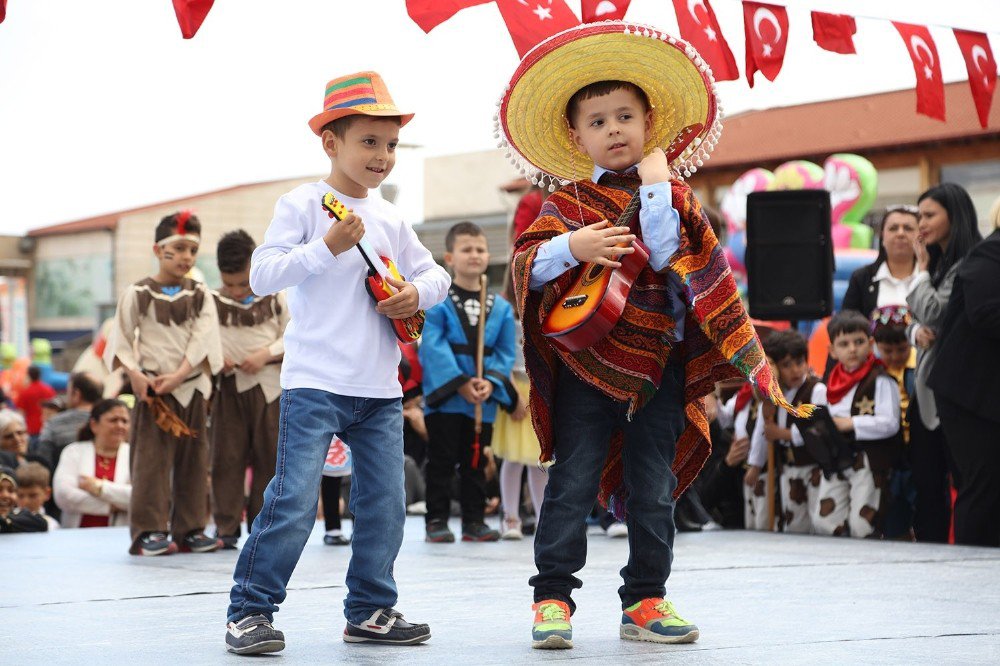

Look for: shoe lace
[538,604,567,622]
[653,600,684,621]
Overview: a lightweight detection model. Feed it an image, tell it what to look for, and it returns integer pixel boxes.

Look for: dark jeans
[909,397,953,543]
[938,398,1000,547]
[531,360,685,612]
[424,412,493,525]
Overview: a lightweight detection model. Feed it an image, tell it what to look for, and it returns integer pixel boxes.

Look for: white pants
[744,471,776,531]
[780,463,820,534]
[812,452,883,538]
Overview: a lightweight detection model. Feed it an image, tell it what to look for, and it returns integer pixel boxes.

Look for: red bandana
[733,383,754,415]
[827,353,883,405]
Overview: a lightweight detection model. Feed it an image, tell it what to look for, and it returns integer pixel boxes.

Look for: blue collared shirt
[528,165,687,341]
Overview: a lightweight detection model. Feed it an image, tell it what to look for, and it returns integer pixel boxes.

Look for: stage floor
[3,517,999,664]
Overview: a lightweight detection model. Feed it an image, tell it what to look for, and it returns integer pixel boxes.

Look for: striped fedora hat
[308,71,414,136]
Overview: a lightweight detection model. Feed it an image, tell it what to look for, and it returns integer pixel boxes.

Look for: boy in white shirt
[747,331,827,534]
[224,71,450,655]
[812,310,901,537]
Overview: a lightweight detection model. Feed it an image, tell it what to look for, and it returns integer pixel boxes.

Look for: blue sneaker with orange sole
[620,598,699,643]
[531,599,573,649]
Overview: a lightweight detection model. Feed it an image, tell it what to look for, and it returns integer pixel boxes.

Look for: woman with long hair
[907,182,982,543]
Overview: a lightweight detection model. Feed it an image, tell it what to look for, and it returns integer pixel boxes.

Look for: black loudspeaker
[745,190,834,320]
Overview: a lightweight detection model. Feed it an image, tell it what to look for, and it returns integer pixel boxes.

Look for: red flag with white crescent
[582,0,631,23]
[811,11,856,55]
[495,0,581,58]
[406,0,492,33]
[670,0,739,82]
[0,1,6,25]
[954,29,997,129]
[743,1,789,87]
[893,22,945,121]
[172,0,215,39]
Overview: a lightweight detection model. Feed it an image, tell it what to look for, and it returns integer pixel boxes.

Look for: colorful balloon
[823,153,877,249]
[770,160,825,191]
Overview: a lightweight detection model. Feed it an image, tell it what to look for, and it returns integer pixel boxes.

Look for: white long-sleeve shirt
[250,181,451,398]
[827,374,901,442]
[748,380,828,468]
[53,442,131,529]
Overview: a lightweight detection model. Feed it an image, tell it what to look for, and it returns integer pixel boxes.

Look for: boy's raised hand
[376,276,420,319]
[638,147,672,186]
[324,211,365,257]
[568,220,636,268]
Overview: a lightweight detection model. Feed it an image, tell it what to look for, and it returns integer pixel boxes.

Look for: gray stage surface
[3,517,999,664]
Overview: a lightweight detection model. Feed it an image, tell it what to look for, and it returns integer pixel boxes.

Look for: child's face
[220,267,253,302]
[153,239,199,282]
[774,355,808,390]
[324,116,399,197]
[876,339,911,370]
[16,484,48,513]
[831,330,872,372]
[445,234,490,282]
[0,480,16,517]
[568,88,652,173]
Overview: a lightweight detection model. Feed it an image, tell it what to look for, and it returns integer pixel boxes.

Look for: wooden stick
[766,440,776,531]
[472,274,488,468]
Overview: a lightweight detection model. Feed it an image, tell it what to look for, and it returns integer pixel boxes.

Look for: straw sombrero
[496,21,723,190]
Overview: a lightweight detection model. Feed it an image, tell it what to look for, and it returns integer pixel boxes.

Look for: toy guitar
[541,124,703,352]
[321,192,425,344]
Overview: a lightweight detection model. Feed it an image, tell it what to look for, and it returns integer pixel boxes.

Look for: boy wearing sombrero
[224,71,450,654]
[503,23,811,648]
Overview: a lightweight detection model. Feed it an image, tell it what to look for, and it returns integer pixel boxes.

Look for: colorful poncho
[512,175,812,518]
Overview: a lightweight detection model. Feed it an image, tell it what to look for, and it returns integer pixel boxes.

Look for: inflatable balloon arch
[719,154,881,374]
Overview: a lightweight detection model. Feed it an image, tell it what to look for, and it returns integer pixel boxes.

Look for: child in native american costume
[104,211,223,556]
[209,230,288,549]
[498,22,812,649]
[812,310,901,538]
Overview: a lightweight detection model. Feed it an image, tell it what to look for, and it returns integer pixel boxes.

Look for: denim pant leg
[341,397,406,624]
[619,360,685,607]
[530,369,619,612]
[227,389,344,623]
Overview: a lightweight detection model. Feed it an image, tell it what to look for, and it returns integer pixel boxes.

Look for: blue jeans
[530,360,685,612]
[227,388,406,625]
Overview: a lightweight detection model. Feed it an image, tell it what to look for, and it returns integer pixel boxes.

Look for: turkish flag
[893,22,945,121]
[670,0,739,82]
[743,1,789,87]
[172,0,214,39]
[811,11,856,55]
[0,1,6,25]
[406,0,492,33]
[954,30,997,129]
[582,0,631,23]
[495,0,581,59]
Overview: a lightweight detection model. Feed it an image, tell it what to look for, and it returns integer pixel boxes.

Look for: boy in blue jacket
[420,222,516,543]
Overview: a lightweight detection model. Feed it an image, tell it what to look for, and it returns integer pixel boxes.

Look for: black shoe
[218,535,239,550]
[425,520,455,543]
[462,521,500,542]
[179,530,222,553]
[128,531,178,556]
[225,614,285,655]
[324,533,351,546]
[343,608,430,645]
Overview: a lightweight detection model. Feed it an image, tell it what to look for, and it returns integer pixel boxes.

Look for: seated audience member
[0,465,48,533]
[16,462,59,529]
[0,411,32,467]
[53,399,132,528]
[37,372,103,472]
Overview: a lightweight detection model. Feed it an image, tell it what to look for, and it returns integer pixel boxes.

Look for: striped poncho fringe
[513,177,813,519]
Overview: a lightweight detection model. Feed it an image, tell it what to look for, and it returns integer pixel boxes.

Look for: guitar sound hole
[562,295,588,309]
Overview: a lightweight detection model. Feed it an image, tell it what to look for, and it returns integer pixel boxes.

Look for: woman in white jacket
[53,399,131,528]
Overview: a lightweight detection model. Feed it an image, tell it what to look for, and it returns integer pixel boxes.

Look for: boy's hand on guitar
[376,276,420,318]
[568,220,636,268]
[638,147,672,186]
[324,211,365,257]
[458,379,484,404]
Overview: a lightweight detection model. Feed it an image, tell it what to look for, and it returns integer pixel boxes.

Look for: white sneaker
[501,517,523,540]
[406,501,427,515]
[605,522,628,538]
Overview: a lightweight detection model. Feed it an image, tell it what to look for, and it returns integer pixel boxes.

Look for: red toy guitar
[321,192,425,344]
[541,124,703,352]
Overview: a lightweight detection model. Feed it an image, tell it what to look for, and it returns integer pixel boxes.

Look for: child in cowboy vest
[748,330,827,534]
[719,381,767,530]
[813,310,901,537]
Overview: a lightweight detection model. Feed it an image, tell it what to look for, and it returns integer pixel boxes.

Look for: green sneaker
[620,598,699,644]
[531,599,573,649]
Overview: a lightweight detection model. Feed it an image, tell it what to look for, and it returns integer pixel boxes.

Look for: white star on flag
[762,43,772,56]
[533,4,552,20]
[924,64,933,79]
[704,26,716,42]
